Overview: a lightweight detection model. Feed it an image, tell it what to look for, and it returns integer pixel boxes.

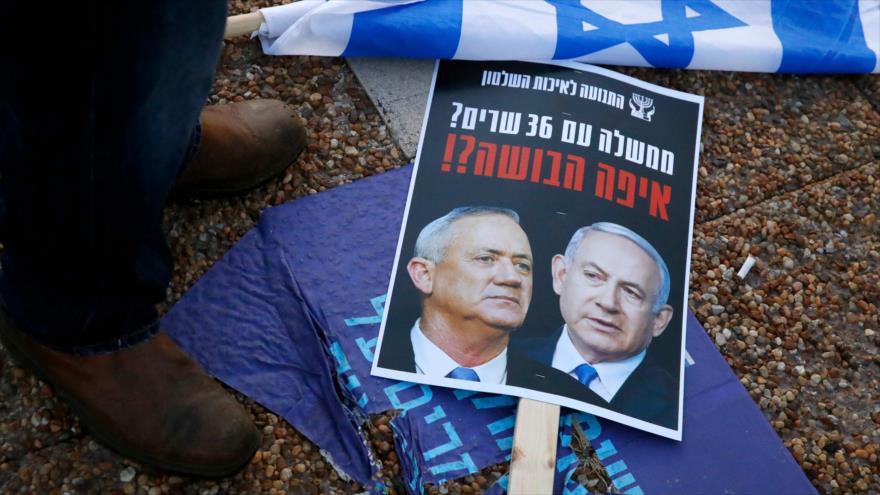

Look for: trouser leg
[0,1,227,353]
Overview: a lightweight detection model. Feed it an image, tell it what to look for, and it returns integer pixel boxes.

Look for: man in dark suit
[377,206,567,389]
[515,222,678,429]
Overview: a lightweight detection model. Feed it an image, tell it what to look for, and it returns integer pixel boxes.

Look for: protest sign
[372,60,703,440]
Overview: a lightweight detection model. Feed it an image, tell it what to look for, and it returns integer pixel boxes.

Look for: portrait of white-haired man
[376,206,571,390]
[513,222,678,428]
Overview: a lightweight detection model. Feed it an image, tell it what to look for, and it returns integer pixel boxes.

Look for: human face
[552,230,672,364]
[427,215,533,333]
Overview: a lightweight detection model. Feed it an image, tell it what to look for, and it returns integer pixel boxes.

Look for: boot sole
[0,318,259,478]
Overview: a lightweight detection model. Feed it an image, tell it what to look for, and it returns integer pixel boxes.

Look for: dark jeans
[0,1,227,354]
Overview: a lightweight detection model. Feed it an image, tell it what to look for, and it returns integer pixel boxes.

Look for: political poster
[372,59,703,440]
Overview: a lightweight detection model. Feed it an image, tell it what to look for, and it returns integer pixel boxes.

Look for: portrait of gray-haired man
[377,206,568,390]
[514,222,678,428]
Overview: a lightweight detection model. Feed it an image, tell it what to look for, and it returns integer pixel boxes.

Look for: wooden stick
[509,399,561,494]
[225,11,264,39]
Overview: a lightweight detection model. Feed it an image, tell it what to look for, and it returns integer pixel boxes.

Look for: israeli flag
[257,0,880,73]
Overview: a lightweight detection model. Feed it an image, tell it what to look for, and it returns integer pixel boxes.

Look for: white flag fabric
[257,0,880,73]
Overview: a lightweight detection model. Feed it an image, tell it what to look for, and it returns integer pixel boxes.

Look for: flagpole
[225,11,264,39]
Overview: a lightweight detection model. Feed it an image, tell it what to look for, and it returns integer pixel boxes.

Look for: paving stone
[690,162,880,494]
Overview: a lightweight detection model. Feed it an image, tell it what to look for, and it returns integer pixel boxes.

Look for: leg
[0,1,282,476]
[0,2,227,350]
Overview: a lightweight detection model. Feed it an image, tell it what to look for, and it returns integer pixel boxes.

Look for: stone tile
[346,58,435,160]
[614,67,880,223]
[689,162,879,494]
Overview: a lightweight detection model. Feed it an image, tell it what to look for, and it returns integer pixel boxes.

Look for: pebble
[119,467,136,483]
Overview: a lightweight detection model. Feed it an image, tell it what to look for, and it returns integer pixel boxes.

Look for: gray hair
[414,206,520,263]
[563,222,670,313]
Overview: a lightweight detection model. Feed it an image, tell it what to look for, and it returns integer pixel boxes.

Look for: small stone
[866,329,875,337]
[782,257,794,270]
[119,467,136,483]
[344,146,359,156]
[795,365,806,376]
[711,304,725,315]
[280,468,293,481]
[295,463,306,473]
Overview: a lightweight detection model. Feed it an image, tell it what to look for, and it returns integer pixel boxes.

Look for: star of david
[548,0,748,68]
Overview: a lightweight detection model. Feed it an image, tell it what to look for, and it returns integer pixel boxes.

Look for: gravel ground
[1,2,879,493]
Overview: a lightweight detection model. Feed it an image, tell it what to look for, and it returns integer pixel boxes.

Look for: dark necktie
[573,363,598,386]
[447,367,481,382]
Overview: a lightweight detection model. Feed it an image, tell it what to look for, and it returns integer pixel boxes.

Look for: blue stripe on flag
[773,0,876,73]
[345,0,463,58]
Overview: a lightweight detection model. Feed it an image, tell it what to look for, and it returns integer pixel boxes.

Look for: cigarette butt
[737,255,756,279]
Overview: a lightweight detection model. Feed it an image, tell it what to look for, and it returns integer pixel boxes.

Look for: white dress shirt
[551,325,645,402]
[410,320,508,384]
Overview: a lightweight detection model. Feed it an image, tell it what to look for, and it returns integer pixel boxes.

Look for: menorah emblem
[629,93,656,122]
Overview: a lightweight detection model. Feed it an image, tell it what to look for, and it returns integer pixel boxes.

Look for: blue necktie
[573,363,598,386]
[447,367,481,382]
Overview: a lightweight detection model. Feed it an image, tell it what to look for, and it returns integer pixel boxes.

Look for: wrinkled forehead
[575,231,660,282]
[448,214,530,252]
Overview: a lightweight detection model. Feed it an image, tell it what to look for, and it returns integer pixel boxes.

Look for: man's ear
[651,304,674,338]
[407,257,434,295]
[550,254,567,295]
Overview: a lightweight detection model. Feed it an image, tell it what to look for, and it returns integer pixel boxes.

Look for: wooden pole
[225,11,264,39]
[508,399,561,494]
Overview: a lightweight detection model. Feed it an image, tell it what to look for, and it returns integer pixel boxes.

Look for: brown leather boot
[0,311,260,478]
[172,99,308,199]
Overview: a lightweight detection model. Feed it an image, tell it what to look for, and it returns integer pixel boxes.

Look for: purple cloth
[164,165,814,494]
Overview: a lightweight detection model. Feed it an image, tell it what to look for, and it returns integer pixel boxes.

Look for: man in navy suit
[516,222,678,429]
